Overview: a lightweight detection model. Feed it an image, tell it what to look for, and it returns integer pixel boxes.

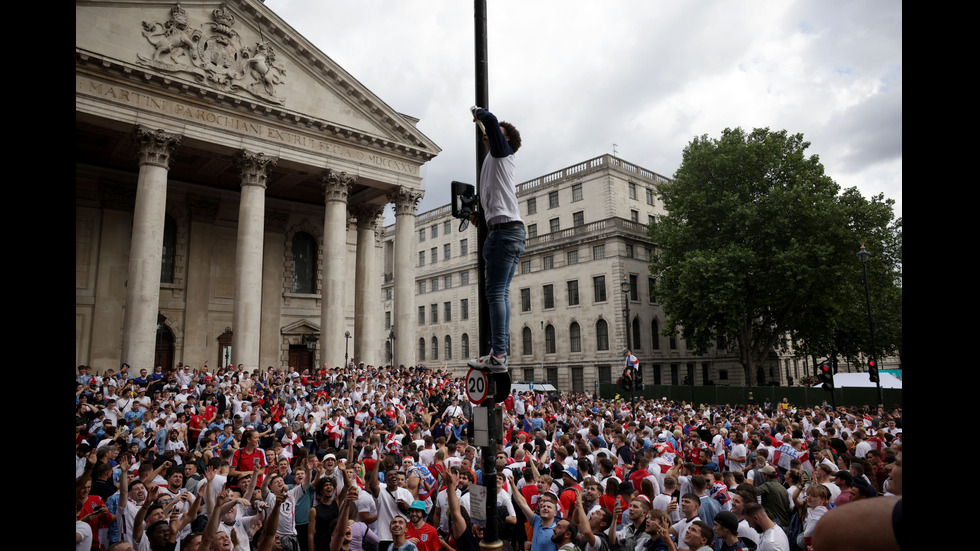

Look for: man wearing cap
[756,466,789,529]
[406,500,439,551]
[712,511,750,551]
[832,470,854,507]
[558,466,582,515]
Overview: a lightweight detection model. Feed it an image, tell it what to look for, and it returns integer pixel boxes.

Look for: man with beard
[406,500,439,551]
[550,518,580,551]
[617,497,651,551]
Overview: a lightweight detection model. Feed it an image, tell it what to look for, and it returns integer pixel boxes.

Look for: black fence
[597,383,902,409]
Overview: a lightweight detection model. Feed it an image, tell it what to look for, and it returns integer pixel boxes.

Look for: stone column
[232,150,277,371]
[121,126,181,371]
[183,196,219,365]
[351,204,385,366]
[321,169,356,369]
[388,187,423,368]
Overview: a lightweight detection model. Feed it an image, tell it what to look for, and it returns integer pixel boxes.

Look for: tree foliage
[649,128,901,384]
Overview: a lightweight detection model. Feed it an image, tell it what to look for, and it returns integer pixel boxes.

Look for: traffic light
[818,363,834,391]
[868,358,879,383]
[618,368,633,391]
[635,366,644,390]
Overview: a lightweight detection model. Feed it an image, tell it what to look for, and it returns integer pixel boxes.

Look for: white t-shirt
[76,520,93,551]
[375,484,414,540]
[355,488,379,532]
[737,519,760,545]
[264,483,307,536]
[419,448,437,467]
[758,525,790,551]
[729,443,748,471]
[672,516,700,550]
[435,488,461,532]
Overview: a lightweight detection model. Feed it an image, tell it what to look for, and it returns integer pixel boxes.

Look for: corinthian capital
[322,169,357,203]
[236,150,278,189]
[387,186,424,216]
[350,203,386,230]
[133,125,182,169]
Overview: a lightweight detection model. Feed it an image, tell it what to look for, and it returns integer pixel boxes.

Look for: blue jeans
[483,226,525,356]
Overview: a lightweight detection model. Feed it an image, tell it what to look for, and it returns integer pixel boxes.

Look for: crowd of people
[75,361,903,551]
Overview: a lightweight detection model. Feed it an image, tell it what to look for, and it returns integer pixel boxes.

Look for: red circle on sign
[466,368,488,404]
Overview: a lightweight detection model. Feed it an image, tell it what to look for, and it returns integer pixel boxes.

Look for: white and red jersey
[771,444,810,473]
[711,433,726,466]
[325,417,345,440]
[354,410,370,427]
[280,432,301,459]
[385,431,401,454]
[653,455,673,475]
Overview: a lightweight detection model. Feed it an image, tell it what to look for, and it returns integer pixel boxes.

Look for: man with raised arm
[466,106,525,374]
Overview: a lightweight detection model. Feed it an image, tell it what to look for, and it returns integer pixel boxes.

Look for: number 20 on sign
[466,368,488,404]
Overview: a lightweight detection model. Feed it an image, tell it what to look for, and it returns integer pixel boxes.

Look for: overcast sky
[264,0,902,224]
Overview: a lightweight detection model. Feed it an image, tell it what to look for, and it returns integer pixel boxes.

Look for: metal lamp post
[388,329,395,367]
[857,243,883,407]
[344,330,351,367]
[621,276,634,411]
[303,333,318,373]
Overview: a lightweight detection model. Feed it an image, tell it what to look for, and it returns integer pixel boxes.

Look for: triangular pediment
[281,319,320,335]
[76,0,439,159]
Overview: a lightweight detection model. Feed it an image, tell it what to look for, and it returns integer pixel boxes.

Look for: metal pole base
[479,539,504,551]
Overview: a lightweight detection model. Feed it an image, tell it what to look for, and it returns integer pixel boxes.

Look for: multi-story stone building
[385,154,763,391]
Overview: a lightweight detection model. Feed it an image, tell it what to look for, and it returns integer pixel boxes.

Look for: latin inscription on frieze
[78,76,419,176]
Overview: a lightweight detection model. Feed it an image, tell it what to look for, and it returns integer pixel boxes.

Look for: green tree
[793,190,902,374]
[649,127,901,385]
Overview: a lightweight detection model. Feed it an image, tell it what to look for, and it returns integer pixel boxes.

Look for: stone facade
[384,155,783,391]
[76,0,439,373]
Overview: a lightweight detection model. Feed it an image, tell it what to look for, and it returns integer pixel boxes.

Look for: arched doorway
[155,315,175,371]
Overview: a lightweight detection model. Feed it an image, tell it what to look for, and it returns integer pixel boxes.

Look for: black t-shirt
[617,445,633,466]
[92,478,117,501]
[313,501,340,551]
[830,437,847,457]
[255,422,274,449]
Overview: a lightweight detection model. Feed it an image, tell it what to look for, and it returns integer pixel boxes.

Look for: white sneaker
[467,353,508,373]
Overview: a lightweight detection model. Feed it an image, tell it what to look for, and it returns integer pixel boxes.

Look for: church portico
[77,0,439,372]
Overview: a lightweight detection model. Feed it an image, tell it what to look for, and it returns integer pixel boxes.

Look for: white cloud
[265,0,902,221]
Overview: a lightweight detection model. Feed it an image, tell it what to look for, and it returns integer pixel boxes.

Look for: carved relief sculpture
[137,3,287,105]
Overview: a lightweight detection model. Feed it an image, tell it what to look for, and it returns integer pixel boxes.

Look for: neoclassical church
[76,0,439,374]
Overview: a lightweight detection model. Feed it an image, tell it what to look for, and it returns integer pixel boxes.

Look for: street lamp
[344,330,351,367]
[303,333,318,351]
[303,333,318,373]
[621,276,634,411]
[857,243,883,407]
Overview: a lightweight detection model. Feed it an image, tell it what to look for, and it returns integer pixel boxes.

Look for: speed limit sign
[466,368,488,404]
